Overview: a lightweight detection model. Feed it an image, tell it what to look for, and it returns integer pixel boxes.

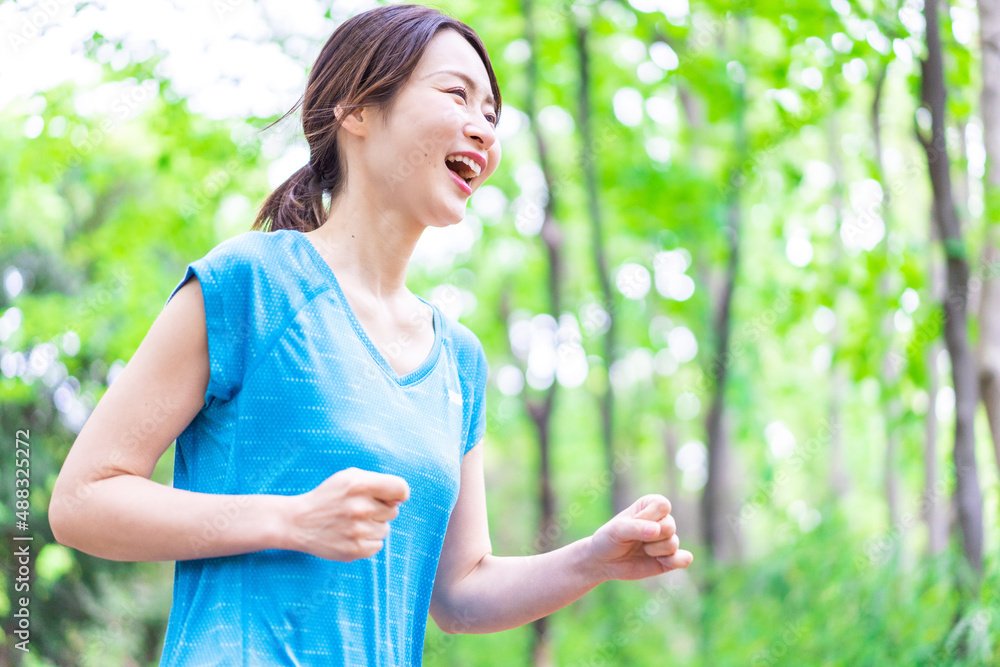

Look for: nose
[466,115,497,152]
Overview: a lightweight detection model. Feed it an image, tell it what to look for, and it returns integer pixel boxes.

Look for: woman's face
[350,29,502,227]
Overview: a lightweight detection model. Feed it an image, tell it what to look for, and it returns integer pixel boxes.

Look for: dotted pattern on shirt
[157,229,487,667]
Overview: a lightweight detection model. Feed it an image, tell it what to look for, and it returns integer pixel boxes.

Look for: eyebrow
[425,69,497,111]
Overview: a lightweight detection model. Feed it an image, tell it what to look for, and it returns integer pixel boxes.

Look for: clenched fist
[286,467,410,562]
[586,493,693,583]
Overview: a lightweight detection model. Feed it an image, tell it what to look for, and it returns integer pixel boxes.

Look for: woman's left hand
[586,494,694,583]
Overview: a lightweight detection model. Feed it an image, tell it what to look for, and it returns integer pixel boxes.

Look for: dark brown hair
[251,4,502,233]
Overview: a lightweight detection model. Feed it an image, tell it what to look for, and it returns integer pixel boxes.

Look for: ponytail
[251,164,321,232]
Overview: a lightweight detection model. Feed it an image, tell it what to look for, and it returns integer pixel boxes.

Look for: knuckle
[346,499,367,518]
[347,522,365,540]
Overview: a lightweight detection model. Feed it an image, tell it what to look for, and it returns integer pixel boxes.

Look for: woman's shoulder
[436,309,487,372]
[186,229,321,306]
[201,229,295,268]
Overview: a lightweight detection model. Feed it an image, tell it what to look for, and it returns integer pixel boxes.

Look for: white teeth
[445,154,482,179]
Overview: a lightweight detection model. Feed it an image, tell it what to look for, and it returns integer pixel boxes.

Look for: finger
[357,538,387,556]
[656,549,693,571]
[620,519,662,542]
[355,471,411,504]
[368,519,391,540]
[633,494,671,522]
[643,534,680,557]
[653,514,676,541]
[369,498,402,522]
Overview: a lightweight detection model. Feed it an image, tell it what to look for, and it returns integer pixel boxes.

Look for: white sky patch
[413,215,481,270]
[841,178,885,253]
[538,105,575,135]
[813,305,836,334]
[950,5,976,45]
[1,0,342,118]
[637,61,665,84]
[649,41,678,71]
[667,326,697,363]
[4,269,24,298]
[676,439,705,471]
[806,36,834,67]
[616,263,652,300]
[654,348,678,376]
[496,364,524,396]
[503,39,530,65]
[612,87,644,127]
[786,230,813,267]
[727,61,746,84]
[470,185,508,223]
[645,94,678,126]
[0,307,23,342]
[654,249,694,301]
[674,392,700,420]
[800,67,823,90]
[676,439,706,491]
[866,27,891,55]
[765,420,796,459]
[894,309,913,333]
[811,344,831,373]
[765,88,801,113]
[613,36,647,64]
[936,385,955,421]
[842,58,869,84]
[645,136,672,163]
[831,32,853,53]
[803,160,835,190]
[659,0,689,23]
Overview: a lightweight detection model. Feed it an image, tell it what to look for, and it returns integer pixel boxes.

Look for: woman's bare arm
[48,276,292,561]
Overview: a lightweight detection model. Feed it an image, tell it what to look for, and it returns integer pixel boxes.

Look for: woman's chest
[231,319,467,498]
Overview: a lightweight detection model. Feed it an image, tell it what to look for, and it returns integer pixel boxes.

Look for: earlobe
[335,104,368,137]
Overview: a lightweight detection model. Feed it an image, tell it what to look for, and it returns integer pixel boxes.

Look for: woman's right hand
[286,467,411,561]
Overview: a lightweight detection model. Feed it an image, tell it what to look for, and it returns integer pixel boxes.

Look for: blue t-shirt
[157,229,487,666]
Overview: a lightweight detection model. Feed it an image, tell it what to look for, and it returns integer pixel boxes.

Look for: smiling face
[344,28,502,227]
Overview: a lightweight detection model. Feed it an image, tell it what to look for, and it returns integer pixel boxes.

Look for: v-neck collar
[286,229,442,386]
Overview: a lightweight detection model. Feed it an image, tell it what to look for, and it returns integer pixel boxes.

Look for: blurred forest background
[3,0,1000,664]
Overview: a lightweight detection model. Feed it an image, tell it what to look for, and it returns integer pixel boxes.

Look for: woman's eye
[450,89,498,127]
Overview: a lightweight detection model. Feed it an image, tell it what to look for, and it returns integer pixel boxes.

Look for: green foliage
[3,0,999,663]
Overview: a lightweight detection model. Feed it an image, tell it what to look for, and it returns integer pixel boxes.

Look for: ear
[335,104,371,138]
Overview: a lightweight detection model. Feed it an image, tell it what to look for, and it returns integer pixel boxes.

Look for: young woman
[49,4,693,665]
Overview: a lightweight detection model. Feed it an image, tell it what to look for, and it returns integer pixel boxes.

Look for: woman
[49,4,693,665]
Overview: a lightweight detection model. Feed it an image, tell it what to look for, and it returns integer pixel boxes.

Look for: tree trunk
[518,0,567,661]
[920,0,985,575]
[870,64,902,529]
[700,32,746,563]
[826,106,852,500]
[977,0,1000,475]
[924,342,948,555]
[574,19,628,516]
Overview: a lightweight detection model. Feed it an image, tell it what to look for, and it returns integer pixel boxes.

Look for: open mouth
[444,156,479,187]
[445,166,473,191]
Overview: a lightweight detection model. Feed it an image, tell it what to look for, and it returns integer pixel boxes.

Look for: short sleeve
[464,338,488,456]
[165,242,254,408]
